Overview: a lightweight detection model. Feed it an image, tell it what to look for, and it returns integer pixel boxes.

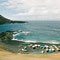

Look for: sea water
[0,21,60,44]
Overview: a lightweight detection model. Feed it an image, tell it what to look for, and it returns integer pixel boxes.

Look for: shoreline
[0,31,60,60]
[0,40,60,60]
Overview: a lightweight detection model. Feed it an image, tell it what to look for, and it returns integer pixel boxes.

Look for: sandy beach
[0,49,60,60]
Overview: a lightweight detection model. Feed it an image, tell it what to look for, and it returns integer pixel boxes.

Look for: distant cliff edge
[0,15,27,25]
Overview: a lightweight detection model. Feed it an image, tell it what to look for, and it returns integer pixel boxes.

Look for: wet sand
[0,49,60,60]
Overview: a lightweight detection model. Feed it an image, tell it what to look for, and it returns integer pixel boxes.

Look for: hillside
[0,15,11,24]
[0,15,27,25]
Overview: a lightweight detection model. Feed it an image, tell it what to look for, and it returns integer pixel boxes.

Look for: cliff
[0,15,27,25]
[0,15,11,24]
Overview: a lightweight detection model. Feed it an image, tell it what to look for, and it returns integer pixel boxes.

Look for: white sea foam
[24,40,37,43]
[11,38,37,43]
[13,33,20,37]
[13,31,31,36]
[44,40,60,44]
[12,34,60,44]
[23,40,60,44]
[12,38,18,40]
[21,31,31,34]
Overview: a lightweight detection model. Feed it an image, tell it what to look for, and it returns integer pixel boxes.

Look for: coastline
[0,31,60,60]
[0,31,60,54]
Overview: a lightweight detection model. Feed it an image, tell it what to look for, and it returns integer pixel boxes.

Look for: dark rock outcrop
[0,31,25,44]
[0,31,13,43]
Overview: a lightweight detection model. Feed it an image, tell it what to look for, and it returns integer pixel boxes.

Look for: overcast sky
[0,0,60,21]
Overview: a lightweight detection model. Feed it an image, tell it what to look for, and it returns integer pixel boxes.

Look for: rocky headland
[0,15,27,25]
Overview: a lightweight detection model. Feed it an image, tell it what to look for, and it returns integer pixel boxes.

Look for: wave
[12,38,37,43]
[11,37,60,44]
[24,40,37,43]
[43,40,60,44]
[20,31,31,35]
[13,33,20,37]
[12,31,60,44]
[13,31,31,36]
[12,38,18,40]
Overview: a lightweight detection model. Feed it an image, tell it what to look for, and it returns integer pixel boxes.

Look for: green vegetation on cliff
[0,15,11,24]
[0,15,27,25]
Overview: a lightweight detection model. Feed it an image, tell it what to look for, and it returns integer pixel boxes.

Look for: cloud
[0,0,60,20]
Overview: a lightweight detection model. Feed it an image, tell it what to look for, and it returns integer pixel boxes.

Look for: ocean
[0,21,60,44]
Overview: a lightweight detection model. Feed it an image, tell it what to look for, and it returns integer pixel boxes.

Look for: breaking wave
[44,40,60,44]
[11,37,60,44]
